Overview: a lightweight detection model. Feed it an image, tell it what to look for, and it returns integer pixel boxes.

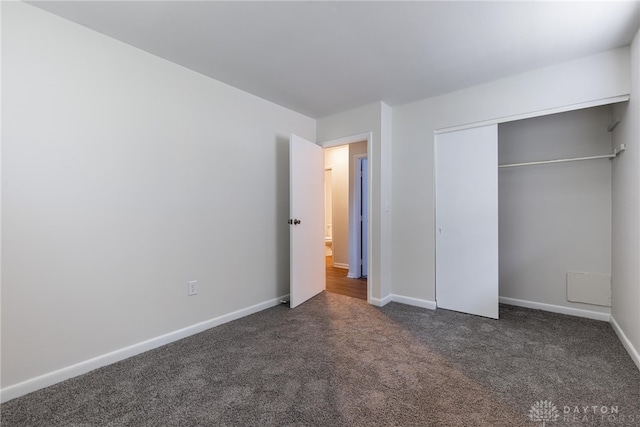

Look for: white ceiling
[29,1,640,118]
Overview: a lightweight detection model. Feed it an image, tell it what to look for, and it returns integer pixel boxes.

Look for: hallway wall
[324,146,349,267]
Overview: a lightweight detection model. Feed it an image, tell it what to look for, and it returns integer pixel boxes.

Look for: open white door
[290,134,325,308]
[435,124,499,319]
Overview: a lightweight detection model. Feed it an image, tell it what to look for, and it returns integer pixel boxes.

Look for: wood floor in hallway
[325,256,367,300]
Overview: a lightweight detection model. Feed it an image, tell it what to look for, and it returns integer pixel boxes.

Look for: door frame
[320,132,373,304]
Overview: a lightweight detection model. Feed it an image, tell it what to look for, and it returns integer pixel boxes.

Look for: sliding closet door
[435,124,499,319]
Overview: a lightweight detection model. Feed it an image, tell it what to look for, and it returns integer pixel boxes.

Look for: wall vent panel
[567,272,611,307]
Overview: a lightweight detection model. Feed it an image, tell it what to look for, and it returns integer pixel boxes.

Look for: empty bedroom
[2,1,640,425]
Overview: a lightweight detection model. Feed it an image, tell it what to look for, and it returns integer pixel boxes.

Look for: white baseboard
[333,262,349,270]
[391,294,437,310]
[370,294,393,307]
[369,294,437,310]
[499,297,610,322]
[0,294,289,403]
[610,315,640,372]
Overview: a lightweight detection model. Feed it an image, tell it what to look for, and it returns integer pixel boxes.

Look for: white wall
[380,103,393,299]
[324,146,349,266]
[1,2,315,393]
[317,102,393,303]
[499,106,613,315]
[392,47,631,305]
[611,27,640,369]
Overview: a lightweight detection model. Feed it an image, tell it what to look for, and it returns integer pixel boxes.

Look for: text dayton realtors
[562,405,635,423]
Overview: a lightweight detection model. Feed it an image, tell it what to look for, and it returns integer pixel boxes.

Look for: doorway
[323,141,368,300]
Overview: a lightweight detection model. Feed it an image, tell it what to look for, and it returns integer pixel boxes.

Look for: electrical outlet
[188,280,198,296]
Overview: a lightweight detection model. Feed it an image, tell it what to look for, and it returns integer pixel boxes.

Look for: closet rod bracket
[614,144,626,156]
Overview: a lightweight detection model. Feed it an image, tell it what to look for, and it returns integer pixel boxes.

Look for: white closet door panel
[435,124,499,319]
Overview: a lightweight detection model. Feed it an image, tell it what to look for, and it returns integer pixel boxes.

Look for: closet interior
[435,101,628,319]
[498,105,619,316]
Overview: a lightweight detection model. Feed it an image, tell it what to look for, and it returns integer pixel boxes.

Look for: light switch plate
[188,280,198,296]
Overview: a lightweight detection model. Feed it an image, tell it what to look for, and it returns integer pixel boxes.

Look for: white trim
[370,294,437,310]
[321,132,370,149]
[0,295,289,403]
[610,315,640,372]
[333,262,349,270]
[370,294,393,307]
[499,297,610,322]
[434,95,630,135]
[391,295,437,310]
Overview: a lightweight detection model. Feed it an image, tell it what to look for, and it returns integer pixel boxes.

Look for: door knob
[294,219,301,225]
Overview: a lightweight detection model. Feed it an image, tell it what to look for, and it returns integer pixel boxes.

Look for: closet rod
[499,154,613,169]
[499,146,625,169]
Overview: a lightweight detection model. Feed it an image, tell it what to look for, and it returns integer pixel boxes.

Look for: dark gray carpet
[2,292,639,426]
